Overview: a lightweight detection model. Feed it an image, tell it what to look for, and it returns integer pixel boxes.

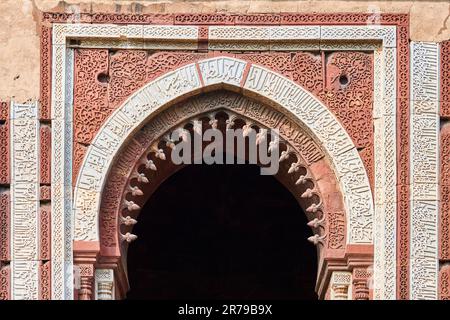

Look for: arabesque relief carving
[73,50,374,191]
[98,91,346,258]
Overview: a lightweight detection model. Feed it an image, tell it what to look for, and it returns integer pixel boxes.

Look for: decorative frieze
[198,57,247,87]
[321,26,396,48]
[441,41,450,118]
[396,24,411,300]
[0,122,9,185]
[39,261,51,300]
[73,57,373,247]
[440,124,450,261]
[40,26,52,120]
[353,268,372,300]
[40,205,51,261]
[40,125,51,185]
[409,42,440,300]
[10,101,39,300]
[0,264,10,300]
[439,264,450,300]
[0,192,10,262]
[51,40,74,299]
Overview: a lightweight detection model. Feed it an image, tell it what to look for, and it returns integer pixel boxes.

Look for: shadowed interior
[126,163,318,300]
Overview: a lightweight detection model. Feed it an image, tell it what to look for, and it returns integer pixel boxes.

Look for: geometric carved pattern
[40,125,51,185]
[238,51,374,187]
[100,91,339,254]
[39,26,52,120]
[409,42,440,300]
[440,124,450,261]
[51,42,74,300]
[441,41,450,118]
[10,101,39,300]
[95,269,114,300]
[108,51,208,109]
[330,271,352,300]
[73,49,109,145]
[0,101,8,121]
[396,24,411,300]
[0,122,9,185]
[239,51,374,147]
[40,205,51,261]
[73,50,374,190]
[42,12,409,27]
[39,261,51,300]
[74,56,373,246]
[439,264,450,300]
[0,192,10,262]
[244,63,373,244]
[40,185,51,202]
[73,51,209,174]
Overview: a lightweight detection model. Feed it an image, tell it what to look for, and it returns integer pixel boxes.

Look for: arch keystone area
[73,56,374,245]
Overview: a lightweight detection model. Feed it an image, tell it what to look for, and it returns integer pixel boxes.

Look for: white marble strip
[53,24,199,45]
[409,41,440,300]
[51,35,74,299]
[10,101,39,300]
[321,25,396,48]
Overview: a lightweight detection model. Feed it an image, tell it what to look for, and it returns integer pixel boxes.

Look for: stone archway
[72,56,374,300]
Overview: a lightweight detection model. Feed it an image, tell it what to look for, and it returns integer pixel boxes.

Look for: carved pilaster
[97,282,113,300]
[95,268,114,300]
[330,271,352,300]
[353,267,372,300]
[78,264,94,300]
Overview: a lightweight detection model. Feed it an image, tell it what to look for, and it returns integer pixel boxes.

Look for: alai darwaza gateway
[0,0,449,301]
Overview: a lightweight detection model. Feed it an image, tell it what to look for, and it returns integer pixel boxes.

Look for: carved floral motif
[238,51,374,187]
[39,14,410,300]
[0,192,9,262]
[396,24,410,300]
[39,261,51,300]
[441,41,450,118]
[40,125,51,185]
[0,123,9,185]
[440,265,450,300]
[99,92,346,257]
[440,125,450,260]
[0,265,10,300]
[39,26,52,120]
[40,206,51,261]
[73,49,109,145]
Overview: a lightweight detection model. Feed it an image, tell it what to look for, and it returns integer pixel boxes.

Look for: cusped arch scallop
[73,56,374,245]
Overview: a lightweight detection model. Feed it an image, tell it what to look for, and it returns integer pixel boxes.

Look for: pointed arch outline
[73,56,374,245]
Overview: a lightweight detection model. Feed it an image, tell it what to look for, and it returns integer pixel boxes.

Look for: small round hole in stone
[339,74,349,87]
[97,73,110,84]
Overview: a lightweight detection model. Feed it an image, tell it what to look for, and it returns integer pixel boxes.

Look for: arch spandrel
[73,56,374,245]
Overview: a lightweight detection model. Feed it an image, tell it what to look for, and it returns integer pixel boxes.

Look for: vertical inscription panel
[10,102,39,300]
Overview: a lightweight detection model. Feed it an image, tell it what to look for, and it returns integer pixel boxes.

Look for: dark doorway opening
[126,164,318,300]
